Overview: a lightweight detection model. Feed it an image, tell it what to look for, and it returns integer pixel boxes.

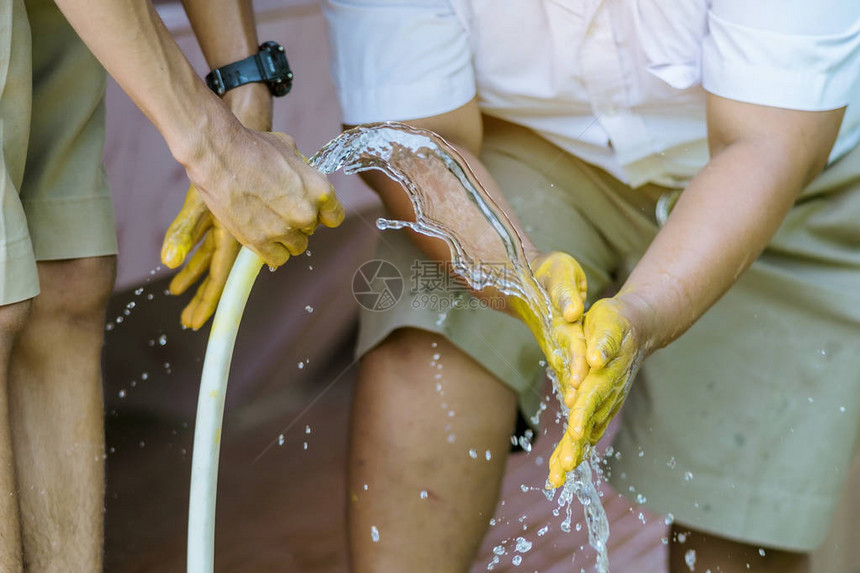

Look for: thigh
[20,0,117,262]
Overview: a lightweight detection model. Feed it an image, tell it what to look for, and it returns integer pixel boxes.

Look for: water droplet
[537,526,549,536]
[665,513,675,525]
[485,450,492,461]
[134,288,144,296]
[278,434,285,446]
[511,555,522,566]
[141,372,149,381]
[126,301,136,310]
[447,434,456,443]
[139,441,146,448]
[469,449,478,459]
[158,334,168,346]
[306,250,312,257]
[520,484,529,493]
[147,293,154,300]
[298,361,304,369]
[667,456,677,469]
[758,548,766,557]
[305,305,314,313]
[268,265,277,272]
[370,526,380,542]
[305,425,311,434]
[635,493,647,504]
[105,323,114,331]
[420,490,428,499]
[303,442,308,450]
[118,389,126,398]
[432,353,441,361]
[684,471,694,481]
[840,406,846,412]
[685,548,696,571]
[492,545,505,556]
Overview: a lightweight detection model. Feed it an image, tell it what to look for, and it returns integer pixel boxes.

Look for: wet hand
[161,184,241,329]
[548,296,646,487]
[509,252,590,401]
[185,127,345,269]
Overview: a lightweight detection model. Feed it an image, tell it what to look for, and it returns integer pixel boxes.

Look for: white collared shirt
[324,0,860,188]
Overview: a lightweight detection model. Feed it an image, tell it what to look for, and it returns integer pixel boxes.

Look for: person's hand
[183,117,345,269]
[547,295,648,487]
[161,184,241,329]
[508,252,590,401]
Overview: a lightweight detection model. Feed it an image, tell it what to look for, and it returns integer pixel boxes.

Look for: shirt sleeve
[323,0,475,124]
[702,0,860,111]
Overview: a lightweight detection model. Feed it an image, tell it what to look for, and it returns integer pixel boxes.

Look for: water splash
[310,123,553,333]
[309,122,610,571]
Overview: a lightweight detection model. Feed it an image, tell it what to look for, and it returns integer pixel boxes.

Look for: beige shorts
[0,0,117,305]
[355,116,860,551]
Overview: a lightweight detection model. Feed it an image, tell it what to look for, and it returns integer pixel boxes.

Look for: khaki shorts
[0,0,117,305]
[356,116,860,551]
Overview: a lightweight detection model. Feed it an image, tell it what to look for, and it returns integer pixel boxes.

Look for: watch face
[259,42,292,97]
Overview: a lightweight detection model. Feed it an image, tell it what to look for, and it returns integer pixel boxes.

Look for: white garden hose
[187,246,263,573]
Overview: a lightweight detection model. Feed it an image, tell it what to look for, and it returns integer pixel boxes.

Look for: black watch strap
[205,41,293,98]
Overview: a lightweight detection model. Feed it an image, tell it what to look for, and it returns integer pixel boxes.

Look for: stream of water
[309,122,610,572]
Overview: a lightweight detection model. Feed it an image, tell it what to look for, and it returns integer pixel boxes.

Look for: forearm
[619,144,801,350]
[360,142,542,313]
[53,0,233,165]
[180,0,272,129]
[620,98,844,353]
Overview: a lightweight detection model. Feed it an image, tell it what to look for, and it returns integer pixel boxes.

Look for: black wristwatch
[205,41,293,97]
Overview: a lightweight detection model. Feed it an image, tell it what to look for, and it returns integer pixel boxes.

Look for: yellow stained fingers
[318,188,346,228]
[180,228,242,330]
[280,229,309,256]
[161,184,212,269]
[545,296,644,488]
[257,242,291,269]
[169,232,216,296]
[534,252,588,323]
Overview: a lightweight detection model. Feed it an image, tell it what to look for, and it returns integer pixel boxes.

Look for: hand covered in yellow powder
[161,184,242,329]
[508,252,590,402]
[547,296,646,487]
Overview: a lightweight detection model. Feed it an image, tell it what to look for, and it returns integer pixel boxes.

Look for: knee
[363,328,442,372]
[32,256,116,324]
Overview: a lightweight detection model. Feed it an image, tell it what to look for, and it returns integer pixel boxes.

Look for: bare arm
[548,95,845,485]
[52,0,343,266]
[620,95,844,353]
[180,0,272,131]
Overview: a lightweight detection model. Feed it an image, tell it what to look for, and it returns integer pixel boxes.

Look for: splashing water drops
[309,123,609,571]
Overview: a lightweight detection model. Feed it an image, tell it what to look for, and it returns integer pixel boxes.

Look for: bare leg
[670,524,810,573]
[0,299,31,572]
[349,328,518,573]
[9,256,115,572]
